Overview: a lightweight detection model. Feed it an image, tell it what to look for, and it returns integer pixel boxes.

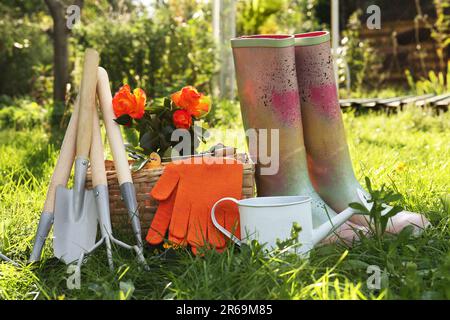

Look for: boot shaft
[232,35,314,196]
[294,31,361,211]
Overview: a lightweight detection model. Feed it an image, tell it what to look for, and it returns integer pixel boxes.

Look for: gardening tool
[53,49,100,264]
[97,67,143,250]
[231,35,368,243]
[76,101,147,270]
[0,252,18,266]
[293,31,430,234]
[211,195,355,255]
[28,97,81,262]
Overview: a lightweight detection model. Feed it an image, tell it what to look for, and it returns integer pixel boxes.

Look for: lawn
[0,106,449,300]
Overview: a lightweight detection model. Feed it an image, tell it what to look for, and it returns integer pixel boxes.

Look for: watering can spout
[311,207,355,245]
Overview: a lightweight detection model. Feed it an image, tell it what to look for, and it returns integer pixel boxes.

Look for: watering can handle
[211,197,241,246]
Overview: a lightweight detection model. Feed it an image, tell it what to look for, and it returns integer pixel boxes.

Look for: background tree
[0,1,51,100]
[45,0,84,127]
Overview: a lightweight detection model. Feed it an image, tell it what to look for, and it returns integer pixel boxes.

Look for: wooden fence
[340,93,450,113]
[360,20,447,84]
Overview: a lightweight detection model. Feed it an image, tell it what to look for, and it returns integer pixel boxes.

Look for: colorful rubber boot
[231,35,367,242]
[293,31,430,235]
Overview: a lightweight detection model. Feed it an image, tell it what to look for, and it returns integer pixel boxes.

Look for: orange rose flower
[112,84,146,120]
[171,86,211,118]
[173,109,193,129]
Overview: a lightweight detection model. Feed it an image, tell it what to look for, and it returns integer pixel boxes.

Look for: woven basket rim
[98,153,255,172]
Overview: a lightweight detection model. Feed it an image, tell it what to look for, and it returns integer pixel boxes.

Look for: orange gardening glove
[146,157,243,253]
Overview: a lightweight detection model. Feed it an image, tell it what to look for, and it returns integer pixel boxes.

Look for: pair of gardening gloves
[146,157,242,254]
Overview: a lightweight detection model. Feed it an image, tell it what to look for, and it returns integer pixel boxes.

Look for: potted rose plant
[112,85,211,170]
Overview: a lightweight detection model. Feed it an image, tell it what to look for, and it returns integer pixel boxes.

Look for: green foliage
[208,99,242,129]
[0,0,46,13]
[275,222,302,251]
[0,1,216,105]
[431,251,450,299]
[405,60,450,95]
[237,0,322,35]
[0,4,52,99]
[0,97,48,130]
[116,92,210,161]
[339,86,410,99]
[415,0,450,71]
[271,0,322,33]
[432,0,450,68]
[73,0,216,99]
[337,10,383,95]
[135,102,203,158]
[0,0,449,301]
[0,108,449,299]
[350,177,404,243]
[30,64,54,103]
[237,0,284,34]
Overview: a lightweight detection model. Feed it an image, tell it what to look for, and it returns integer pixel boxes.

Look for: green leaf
[162,124,174,137]
[365,176,372,193]
[396,225,415,244]
[159,133,170,150]
[384,193,403,203]
[119,281,135,300]
[349,202,369,214]
[125,144,147,160]
[162,146,180,161]
[131,158,149,172]
[380,206,403,234]
[140,131,160,152]
[371,190,380,200]
[148,114,162,132]
[344,259,370,270]
[384,205,403,219]
[114,114,132,126]
[163,97,172,109]
[148,98,165,113]
[125,144,145,154]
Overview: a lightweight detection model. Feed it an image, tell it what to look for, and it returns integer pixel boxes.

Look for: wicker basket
[85,154,255,237]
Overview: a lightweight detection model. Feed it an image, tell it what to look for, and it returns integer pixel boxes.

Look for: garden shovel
[53,49,100,264]
[28,96,80,263]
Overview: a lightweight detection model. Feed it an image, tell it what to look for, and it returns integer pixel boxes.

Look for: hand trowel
[53,49,100,264]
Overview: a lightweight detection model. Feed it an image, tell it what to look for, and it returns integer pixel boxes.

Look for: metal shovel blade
[53,159,98,264]
[53,185,98,264]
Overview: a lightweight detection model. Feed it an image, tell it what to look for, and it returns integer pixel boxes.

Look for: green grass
[0,107,449,300]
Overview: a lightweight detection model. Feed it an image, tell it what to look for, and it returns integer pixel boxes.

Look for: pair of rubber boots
[231,32,430,244]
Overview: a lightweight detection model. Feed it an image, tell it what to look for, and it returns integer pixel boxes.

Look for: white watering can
[211,196,355,255]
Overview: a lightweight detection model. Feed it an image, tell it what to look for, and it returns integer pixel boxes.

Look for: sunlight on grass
[0,108,449,300]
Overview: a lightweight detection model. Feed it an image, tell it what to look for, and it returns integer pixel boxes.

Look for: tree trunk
[45,0,83,127]
[53,8,68,105]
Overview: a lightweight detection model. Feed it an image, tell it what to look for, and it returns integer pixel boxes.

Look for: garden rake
[97,67,144,252]
[76,102,147,271]
[0,252,18,266]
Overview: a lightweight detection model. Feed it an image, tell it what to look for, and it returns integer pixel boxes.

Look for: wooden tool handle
[97,67,132,184]
[76,49,100,158]
[43,97,80,213]
[90,105,107,187]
